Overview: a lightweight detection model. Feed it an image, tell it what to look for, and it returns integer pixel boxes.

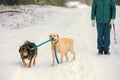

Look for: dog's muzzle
[51,38,55,41]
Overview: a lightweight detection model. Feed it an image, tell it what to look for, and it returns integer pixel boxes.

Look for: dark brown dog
[19,41,37,68]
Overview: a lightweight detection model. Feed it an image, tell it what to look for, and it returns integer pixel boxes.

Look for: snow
[0,3,120,80]
[65,1,88,8]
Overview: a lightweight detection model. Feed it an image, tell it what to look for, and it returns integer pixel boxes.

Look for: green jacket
[91,0,116,23]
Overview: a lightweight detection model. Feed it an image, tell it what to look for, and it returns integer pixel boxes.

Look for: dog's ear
[19,46,22,54]
[56,34,59,39]
[19,46,21,48]
[49,35,52,38]
[27,45,31,50]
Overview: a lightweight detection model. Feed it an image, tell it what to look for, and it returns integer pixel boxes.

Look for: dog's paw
[60,61,63,64]
[33,61,36,65]
[28,63,32,68]
[73,57,75,60]
[23,63,27,67]
[28,65,31,68]
[33,62,36,65]
[66,59,68,62]
[51,64,55,66]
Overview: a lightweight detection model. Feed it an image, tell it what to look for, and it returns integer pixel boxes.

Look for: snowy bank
[0,5,120,80]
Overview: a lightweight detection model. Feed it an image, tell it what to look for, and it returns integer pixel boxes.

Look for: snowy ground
[0,4,120,80]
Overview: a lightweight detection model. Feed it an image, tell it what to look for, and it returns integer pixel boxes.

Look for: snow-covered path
[0,5,120,80]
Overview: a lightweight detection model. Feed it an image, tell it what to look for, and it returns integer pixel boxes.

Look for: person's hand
[91,20,96,27]
[110,19,115,26]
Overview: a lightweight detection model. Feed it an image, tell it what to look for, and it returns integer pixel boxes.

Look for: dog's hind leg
[64,52,68,62]
[70,48,76,60]
[72,51,75,60]
[33,54,37,65]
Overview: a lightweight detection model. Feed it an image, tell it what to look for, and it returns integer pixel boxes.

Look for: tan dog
[49,33,76,66]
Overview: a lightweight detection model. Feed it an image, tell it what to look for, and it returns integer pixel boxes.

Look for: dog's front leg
[22,58,27,66]
[28,59,32,68]
[33,54,37,65]
[51,49,55,66]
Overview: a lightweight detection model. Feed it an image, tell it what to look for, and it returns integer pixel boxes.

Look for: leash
[31,38,59,64]
[54,43,60,64]
[32,39,52,49]
[112,24,117,44]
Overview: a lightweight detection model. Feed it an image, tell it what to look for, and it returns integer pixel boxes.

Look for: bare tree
[80,0,92,5]
[115,0,120,5]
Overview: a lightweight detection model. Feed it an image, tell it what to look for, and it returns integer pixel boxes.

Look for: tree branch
[0,10,21,14]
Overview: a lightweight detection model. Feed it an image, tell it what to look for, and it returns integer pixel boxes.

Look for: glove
[110,19,115,25]
[91,20,96,27]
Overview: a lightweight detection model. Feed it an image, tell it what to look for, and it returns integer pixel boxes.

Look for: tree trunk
[115,0,120,5]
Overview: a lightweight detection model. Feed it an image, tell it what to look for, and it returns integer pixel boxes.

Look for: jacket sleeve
[111,0,116,19]
[91,0,96,20]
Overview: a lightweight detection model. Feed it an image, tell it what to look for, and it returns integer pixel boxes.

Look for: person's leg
[103,23,110,54]
[97,23,104,54]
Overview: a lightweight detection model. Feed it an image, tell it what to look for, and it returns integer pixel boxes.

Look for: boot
[104,50,110,55]
[98,50,103,55]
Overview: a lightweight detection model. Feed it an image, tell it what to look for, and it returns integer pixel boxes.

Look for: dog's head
[19,41,31,57]
[49,33,59,44]
[19,45,28,57]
